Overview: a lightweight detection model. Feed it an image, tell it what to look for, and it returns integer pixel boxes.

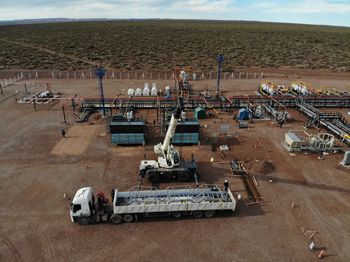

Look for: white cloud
[171,0,240,14]
[255,0,350,14]
[0,0,348,26]
[0,0,240,20]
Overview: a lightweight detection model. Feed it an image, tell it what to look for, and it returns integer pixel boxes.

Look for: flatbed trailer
[70,184,236,225]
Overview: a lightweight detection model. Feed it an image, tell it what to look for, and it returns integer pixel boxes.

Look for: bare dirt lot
[0,76,349,262]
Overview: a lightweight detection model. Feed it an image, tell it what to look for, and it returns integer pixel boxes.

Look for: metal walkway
[296,101,350,144]
[81,94,350,110]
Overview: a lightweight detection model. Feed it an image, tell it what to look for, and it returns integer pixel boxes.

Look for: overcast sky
[0,0,349,26]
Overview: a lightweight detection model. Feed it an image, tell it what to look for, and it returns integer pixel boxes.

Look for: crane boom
[161,98,183,152]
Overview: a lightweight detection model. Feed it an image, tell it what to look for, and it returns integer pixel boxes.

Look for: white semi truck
[70,184,236,225]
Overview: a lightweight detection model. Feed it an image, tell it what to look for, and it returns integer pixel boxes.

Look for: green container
[194,107,206,119]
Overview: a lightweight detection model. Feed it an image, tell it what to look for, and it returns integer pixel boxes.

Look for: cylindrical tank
[165,85,171,97]
[291,83,309,95]
[126,111,133,121]
[143,86,150,96]
[151,83,158,96]
[135,88,142,96]
[261,82,275,95]
[255,108,262,117]
[127,88,134,96]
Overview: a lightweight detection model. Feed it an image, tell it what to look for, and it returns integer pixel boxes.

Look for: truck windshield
[72,204,81,213]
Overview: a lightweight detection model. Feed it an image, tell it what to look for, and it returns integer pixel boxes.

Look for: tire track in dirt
[0,38,113,71]
[0,232,22,261]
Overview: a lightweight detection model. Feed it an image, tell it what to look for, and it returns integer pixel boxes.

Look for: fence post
[35,72,39,79]
[66,72,69,78]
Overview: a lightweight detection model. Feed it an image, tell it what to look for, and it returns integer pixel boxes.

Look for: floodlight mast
[95,66,106,117]
[216,54,224,96]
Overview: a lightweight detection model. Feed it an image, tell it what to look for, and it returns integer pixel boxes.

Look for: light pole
[95,66,106,117]
[216,54,224,96]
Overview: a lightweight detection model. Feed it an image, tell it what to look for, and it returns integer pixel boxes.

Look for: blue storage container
[237,108,250,120]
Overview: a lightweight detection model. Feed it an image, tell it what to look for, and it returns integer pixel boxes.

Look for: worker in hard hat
[224,180,229,191]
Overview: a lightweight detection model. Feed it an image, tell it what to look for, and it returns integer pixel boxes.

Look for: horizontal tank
[291,82,309,96]
[260,82,276,95]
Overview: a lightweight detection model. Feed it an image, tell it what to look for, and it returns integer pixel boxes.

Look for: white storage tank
[151,83,158,96]
[165,85,170,97]
[126,111,133,121]
[135,88,142,96]
[127,88,134,96]
[143,82,150,96]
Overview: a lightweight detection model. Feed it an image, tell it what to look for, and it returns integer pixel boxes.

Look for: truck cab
[70,187,93,223]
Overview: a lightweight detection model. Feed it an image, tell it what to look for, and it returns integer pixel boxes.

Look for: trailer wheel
[110,215,123,224]
[77,216,90,225]
[171,211,182,218]
[176,172,190,182]
[204,210,215,218]
[148,172,159,183]
[124,214,134,223]
[193,211,203,218]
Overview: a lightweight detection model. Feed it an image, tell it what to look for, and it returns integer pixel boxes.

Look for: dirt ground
[0,76,349,262]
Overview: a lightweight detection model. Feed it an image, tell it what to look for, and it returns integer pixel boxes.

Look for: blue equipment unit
[237,108,250,120]
[110,119,145,145]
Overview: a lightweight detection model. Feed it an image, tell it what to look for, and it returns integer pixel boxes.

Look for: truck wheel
[148,172,159,183]
[171,211,182,218]
[177,172,190,182]
[77,216,90,225]
[193,211,203,218]
[124,214,134,223]
[204,210,215,218]
[110,215,123,224]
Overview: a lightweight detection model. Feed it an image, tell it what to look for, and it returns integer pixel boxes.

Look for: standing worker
[224,180,229,191]
[61,128,66,138]
[111,189,115,202]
